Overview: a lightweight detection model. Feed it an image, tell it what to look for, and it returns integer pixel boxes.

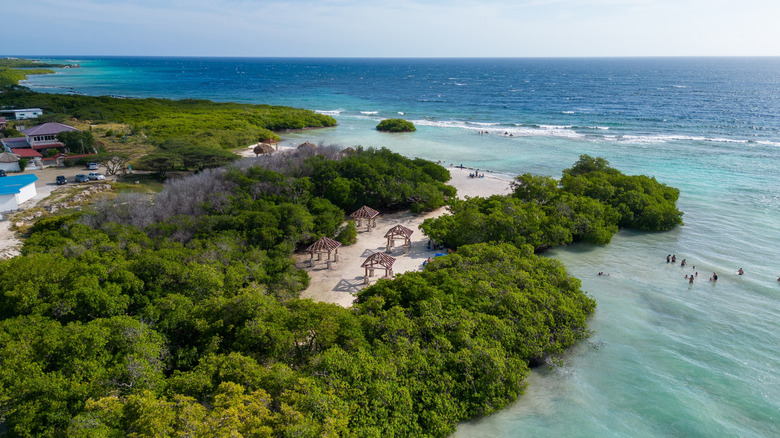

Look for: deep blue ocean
[23,57,780,437]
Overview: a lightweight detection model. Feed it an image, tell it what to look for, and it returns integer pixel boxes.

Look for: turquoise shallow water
[22,57,780,437]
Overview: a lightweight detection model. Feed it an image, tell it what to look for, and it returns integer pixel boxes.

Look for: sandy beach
[295,161,514,307]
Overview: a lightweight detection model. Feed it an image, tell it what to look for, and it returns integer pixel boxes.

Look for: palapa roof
[384,224,413,239]
[0,152,19,163]
[297,141,317,151]
[360,252,396,269]
[253,143,274,154]
[350,205,380,219]
[305,236,342,253]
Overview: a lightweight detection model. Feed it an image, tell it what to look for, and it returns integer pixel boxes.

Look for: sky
[5,0,780,57]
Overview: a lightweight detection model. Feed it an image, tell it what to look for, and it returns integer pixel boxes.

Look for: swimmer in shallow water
[738,268,744,275]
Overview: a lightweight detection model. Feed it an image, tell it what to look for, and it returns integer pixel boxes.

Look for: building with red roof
[10,148,42,158]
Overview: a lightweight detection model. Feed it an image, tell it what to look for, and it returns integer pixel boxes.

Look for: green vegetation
[0,87,338,174]
[306,147,454,213]
[421,155,683,252]
[0,149,601,437]
[376,118,416,132]
[560,155,684,231]
[0,88,336,149]
[56,130,95,154]
[0,59,68,69]
[0,68,55,86]
[0,60,61,86]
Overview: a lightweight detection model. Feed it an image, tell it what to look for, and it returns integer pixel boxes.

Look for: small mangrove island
[376,118,416,132]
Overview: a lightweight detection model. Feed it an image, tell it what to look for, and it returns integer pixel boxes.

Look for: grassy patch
[114,174,166,193]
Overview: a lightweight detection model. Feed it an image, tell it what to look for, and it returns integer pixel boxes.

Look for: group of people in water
[476,130,515,136]
[665,253,755,284]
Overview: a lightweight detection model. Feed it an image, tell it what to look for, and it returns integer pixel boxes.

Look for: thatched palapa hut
[297,141,318,152]
[305,236,342,269]
[384,224,413,254]
[253,143,275,156]
[361,252,396,282]
[350,205,380,232]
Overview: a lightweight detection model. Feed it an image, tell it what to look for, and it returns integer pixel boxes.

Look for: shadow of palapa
[360,248,380,258]
[333,277,365,294]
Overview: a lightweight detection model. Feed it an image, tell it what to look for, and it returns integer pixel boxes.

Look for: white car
[88,172,105,180]
[87,162,100,170]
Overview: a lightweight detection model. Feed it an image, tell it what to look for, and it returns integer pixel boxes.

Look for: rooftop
[23,122,78,136]
[1,137,30,148]
[11,148,43,158]
[0,108,43,113]
[0,152,19,163]
[0,174,38,196]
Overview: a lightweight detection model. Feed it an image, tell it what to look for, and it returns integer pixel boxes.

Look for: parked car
[87,162,100,170]
[88,172,105,180]
[56,175,67,185]
[74,174,89,183]
[0,170,6,177]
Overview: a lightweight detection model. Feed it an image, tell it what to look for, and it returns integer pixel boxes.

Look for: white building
[0,108,43,120]
[0,174,38,212]
[0,152,21,173]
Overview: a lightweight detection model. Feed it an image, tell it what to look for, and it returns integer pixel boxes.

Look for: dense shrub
[560,155,683,231]
[335,221,358,245]
[376,118,416,132]
[421,155,681,252]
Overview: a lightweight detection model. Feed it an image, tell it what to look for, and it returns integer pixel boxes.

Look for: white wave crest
[538,124,574,129]
[315,109,342,115]
[618,134,776,145]
[409,119,585,139]
[360,111,378,115]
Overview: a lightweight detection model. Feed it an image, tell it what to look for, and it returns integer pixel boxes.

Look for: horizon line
[5,54,780,60]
